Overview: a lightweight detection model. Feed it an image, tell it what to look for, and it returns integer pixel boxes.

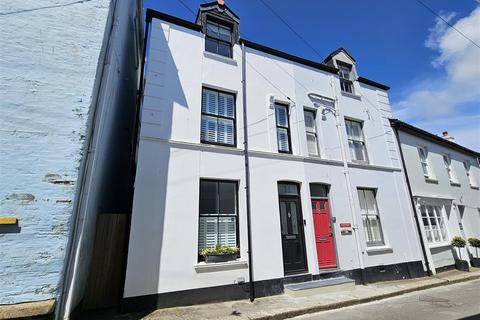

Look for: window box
[205,253,239,263]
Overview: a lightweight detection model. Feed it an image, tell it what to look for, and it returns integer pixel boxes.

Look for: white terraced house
[391,120,480,273]
[122,1,427,311]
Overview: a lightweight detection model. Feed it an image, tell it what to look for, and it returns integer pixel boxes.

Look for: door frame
[278,183,308,276]
[309,183,339,271]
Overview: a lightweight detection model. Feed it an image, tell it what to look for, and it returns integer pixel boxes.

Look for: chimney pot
[442,131,448,136]
[217,0,225,5]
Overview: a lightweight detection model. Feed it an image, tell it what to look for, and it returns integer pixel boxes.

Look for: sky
[144,0,480,151]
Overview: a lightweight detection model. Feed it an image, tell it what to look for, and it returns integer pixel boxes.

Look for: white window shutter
[277,128,289,152]
[218,217,236,247]
[217,118,234,145]
[202,89,218,115]
[198,217,218,250]
[201,115,217,142]
[218,93,234,118]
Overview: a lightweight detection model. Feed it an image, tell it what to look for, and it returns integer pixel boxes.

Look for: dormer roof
[195,1,240,24]
[323,47,356,64]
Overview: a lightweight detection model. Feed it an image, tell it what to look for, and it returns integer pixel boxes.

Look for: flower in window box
[200,245,240,263]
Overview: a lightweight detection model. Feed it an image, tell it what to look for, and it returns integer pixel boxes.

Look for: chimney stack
[442,131,455,142]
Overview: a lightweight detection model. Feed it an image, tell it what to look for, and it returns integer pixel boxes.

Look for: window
[417,146,433,179]
[304,109,319,156]
[338,63,354,94]
[345,119,368,162]
[275,103,291,153]
[463,160,477,187]
[198,180,238,255]
[205,20,232,58]
[357,188,384,246]
[443,154,457,183]
[419,205,448,244]
[201,88,235,146]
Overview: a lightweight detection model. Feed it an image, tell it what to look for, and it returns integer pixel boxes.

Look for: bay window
[201,88,235,146]
[198,180,238,257]
[419,205,448,244]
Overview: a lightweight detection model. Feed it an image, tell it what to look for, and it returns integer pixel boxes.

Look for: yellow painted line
[0,218,18,225]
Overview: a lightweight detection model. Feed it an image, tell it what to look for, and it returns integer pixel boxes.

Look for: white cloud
[393,6,480,151]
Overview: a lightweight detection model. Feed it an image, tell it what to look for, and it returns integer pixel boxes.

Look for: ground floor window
[198,180,238,256]
[419,204,448,244]
[357,188,384,246]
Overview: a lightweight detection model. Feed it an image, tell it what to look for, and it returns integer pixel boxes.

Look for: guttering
[242,42,255,302]
[357,77,390,91]
[391,125,432,276]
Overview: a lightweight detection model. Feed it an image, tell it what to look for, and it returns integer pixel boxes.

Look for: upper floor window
[275,103,291,153]
[463,160,477,188]
[443,154,457,184]
[345,119,368,163]
[201,88,235,146]
[338,62,354,94]
[198,180,238,259]
[420,205,448,244]
[357,188,384,247]
[304,109,319,156]
[417,146,433,179]
[205,20,232,58]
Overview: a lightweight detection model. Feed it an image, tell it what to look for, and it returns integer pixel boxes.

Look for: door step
[284,276,355,297]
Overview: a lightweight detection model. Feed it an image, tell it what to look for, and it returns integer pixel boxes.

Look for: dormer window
[205,20,232,58]
[338,62,354,94]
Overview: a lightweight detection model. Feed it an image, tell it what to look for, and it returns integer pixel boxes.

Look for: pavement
[292,279,480,320]
[82,268,480,320]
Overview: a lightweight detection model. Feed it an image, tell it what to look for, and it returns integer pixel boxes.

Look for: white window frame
[357,188,385,247]
[419,204,449,245]
[417,146,433,179]
[304,109,319,156]
[463,160,478,188]
[337,62,354,94]
[443,154,457,184]
[345,119,369,163]
[275,103,292,153]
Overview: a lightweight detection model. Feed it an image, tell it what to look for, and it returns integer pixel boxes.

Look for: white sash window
[304,109,319,156]
[345,119,368,163]
[419,205,448,244]
[275,103,291,153]
[358,188,384,246]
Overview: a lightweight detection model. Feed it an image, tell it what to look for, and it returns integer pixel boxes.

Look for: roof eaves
[357,76,390,91]
[147,9,203,32]
[390,119,480,157]
[240,38,338,75]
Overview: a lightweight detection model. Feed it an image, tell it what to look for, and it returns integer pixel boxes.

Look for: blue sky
[144,0,480,151]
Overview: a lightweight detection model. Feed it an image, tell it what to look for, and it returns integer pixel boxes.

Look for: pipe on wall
[241,42,255,302]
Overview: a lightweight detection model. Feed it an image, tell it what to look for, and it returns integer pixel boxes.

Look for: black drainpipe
[391,121,432,276]
[241,41,255,302]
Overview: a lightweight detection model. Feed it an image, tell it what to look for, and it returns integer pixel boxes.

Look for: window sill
[428,242,451,249]
[203,51,238,66]
[450,182,461,187]
[194,260,248,273]
[425,178,438,184]
[470,185,479,190]
[341,91,362,100]
[366,246,393,254]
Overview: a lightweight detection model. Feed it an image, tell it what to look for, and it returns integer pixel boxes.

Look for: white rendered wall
[398,130,480,269]
[124,17,424,298]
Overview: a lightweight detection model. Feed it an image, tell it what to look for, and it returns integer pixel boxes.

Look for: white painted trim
[203,50,238,66]
[194,260,248,273]
[366,246,393,254]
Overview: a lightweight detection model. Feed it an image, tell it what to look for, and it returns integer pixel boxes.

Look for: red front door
[312,199,336,269]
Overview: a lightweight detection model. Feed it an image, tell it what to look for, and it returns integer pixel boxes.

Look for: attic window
[205,20,232,58]
[338,62,354,94]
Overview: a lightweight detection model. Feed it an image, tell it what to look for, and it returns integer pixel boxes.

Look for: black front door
[279,196,307,275]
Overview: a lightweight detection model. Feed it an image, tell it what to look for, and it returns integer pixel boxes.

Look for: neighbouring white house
[391,120,480,272]
[123,2,427,311]
[0,0,143,318]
